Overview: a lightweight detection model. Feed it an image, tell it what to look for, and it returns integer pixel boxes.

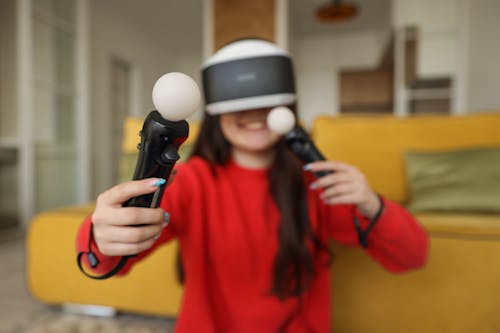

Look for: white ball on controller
[267,106,296,135]
[152,72,201,121]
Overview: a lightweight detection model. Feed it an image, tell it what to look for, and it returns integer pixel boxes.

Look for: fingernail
[163,212,170,226]
[154,233,160,240]
[310,182,318,189]
[153,178,166,187]
[304,164,313,171]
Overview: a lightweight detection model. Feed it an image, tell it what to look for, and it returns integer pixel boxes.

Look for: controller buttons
[161,145,180,163]
[87,252,99,268]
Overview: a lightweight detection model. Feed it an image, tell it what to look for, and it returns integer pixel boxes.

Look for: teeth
[243,122,265,130]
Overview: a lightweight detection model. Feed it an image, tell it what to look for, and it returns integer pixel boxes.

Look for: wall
[89,0,203,195]
[466,0,500,112]
[290,30,390,127]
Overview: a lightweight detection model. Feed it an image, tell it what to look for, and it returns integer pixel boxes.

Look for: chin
[245,136,279,151]
[241,140,278,154]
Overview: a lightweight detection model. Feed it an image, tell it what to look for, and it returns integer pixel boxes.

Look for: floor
[0,228,176,333]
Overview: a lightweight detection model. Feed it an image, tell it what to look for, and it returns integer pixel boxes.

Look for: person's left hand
[305,160,381,219]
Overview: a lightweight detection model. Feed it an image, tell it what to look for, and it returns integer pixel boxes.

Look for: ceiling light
[315,0,359,23]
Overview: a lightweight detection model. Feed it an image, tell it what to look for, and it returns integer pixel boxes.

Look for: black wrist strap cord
[76,222,131,280]
[353,195,384,248]
[77,252,130,280]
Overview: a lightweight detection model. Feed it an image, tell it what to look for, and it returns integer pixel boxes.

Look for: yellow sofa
[27,112,500,332]
[312,112,500,333]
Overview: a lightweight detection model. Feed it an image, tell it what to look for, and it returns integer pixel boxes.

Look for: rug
[5,307,175,333]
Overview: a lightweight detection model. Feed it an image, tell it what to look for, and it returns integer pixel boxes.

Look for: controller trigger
[161,144,180,163]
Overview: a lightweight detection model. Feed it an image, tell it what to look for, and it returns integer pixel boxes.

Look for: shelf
[407,87,451,100]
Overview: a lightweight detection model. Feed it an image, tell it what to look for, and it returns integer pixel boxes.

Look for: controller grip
[123,111,188,208]
[284,126,331,178]
[123,146,179,208]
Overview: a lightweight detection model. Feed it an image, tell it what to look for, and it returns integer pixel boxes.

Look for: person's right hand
[91,178,169,257]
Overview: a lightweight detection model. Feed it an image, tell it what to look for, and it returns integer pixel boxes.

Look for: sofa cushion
[404,147,500,213]
[415,212,500,237]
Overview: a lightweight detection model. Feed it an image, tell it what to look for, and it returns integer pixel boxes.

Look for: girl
[77,39,428,333]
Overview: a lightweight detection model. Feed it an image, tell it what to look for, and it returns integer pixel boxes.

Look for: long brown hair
[186,110,331,300]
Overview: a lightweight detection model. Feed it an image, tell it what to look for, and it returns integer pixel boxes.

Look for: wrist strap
[353,195,384,248]
[77,252,130,280]
[77,221,130,279]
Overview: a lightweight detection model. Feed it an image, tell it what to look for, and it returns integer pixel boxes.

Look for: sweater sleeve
[321,195,429,273]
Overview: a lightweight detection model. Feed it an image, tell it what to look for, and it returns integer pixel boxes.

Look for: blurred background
[2,0,500,228]
[1,0,500,332]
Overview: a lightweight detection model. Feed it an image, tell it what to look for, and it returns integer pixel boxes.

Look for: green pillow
[403,147,500,213]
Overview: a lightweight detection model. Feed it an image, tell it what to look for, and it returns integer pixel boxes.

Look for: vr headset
[202,39,297,114]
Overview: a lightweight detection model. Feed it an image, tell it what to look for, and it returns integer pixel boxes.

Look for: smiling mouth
[239,120,267,130]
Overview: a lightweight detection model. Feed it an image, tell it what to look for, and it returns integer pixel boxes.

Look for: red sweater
[77,157,428,333]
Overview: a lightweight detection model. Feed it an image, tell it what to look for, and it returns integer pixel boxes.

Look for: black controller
[123,110,189,208]
[283,126,331,178]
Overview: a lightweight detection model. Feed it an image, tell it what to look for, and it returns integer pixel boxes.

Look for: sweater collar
[226,158,269,178]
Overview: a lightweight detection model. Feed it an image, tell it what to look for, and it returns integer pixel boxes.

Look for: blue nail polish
[153,179,166,187]
[304,164,313,171]
[164,212,170,225]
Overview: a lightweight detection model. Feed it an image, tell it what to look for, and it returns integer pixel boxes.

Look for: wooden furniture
[213,0,276,50]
